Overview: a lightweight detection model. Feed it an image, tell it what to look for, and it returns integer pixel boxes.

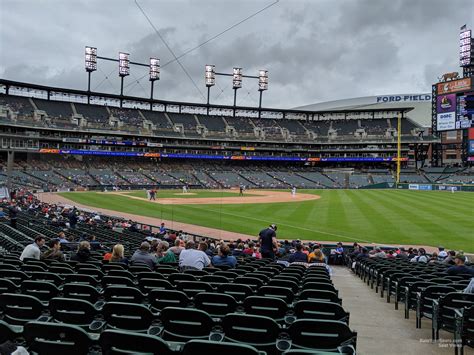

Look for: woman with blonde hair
[110,244,128,265]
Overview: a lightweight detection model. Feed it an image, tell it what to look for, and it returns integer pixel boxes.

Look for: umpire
[258,224,278,260]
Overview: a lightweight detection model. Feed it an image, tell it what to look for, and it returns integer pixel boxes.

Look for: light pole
[149,58,160,110]
[118,52,130,108]
[84,46,97,104]
[205,65,216,115]
[258,70,268,118]
[232,67,243,117]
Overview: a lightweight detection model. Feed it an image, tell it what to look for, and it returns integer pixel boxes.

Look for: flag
[460,24,467,31]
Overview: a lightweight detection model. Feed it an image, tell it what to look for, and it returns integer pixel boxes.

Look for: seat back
[243,296,288,320]
[182,339,261,355]
[0,293,44,325]
[222,313,280,350]
[420,285,457,316]
[21,280,59,302]
[148,289,189,311]
[49,297,97,326]
[299,290,342,304]
[102,275,135,288]
[104,286,144,303]
[288,319,357,351]
[28,271,64,286]
[176,281,214,298]
[62,283,100,303]
[24,321,93,355]
[294,300,349,323]
[217,283,254,302]
[64,274,99,286]
[138,278,174,293]
[257,286,294,303]
[160,307,214,341]
[99,329,174,355]
[439,293,474,329]
[267,279,299,293]
[102,302,154,331]
[194,292,237,317]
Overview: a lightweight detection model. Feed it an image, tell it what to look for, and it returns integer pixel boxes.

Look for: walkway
[331,266,464,355]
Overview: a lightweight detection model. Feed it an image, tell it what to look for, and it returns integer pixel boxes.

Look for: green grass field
[124,190,257,199]
[59,189,474,251]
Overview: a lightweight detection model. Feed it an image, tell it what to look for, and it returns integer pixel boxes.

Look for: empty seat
[294,300,350,324]
[99,329,174,355]
[160,307,214,342]
[24,321,94,355]
[49,297,99,328]
[217,283,254,302]
[194,292,238,318]
[21,280,60,303]
[287,319,357,352]
[243,296,288,323]
[62,283,101,303]
[148,289,190,311]
[176,281,214,298]
[182,339,262,355]
[222,313,280,354]
[104,286,145,303]
[258,286,294,304]
[0,293,45,325]
[102,302,155,332]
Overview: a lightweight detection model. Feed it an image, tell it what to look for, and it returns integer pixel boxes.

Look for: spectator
[68,207,78,229]
[103,247,113,261]
[464,278,474,294]
[309,249,326,264]
[57,231,69,244]
[443,250,456,265]
[158,223,167,237]
[428,252,439,264]
[331,242,344,265]
[169,239,185,257]
[252,245,262,259]
[258,224,278,260]
[386,250,396,259]
[396,247,408,260]
[370,247,387,258]
[110,244,128,265]
[410,248,428,263]
[156,241,176,264]
[179,240,211,271]
[131,242,157,269]
[41,239,64,261]
[243,242,254,256]
[437,246,448,261]
[447,254,474,276]
[212,243,237,268]
[0,207,6,220]
[71,241,92,263]
[288,243,308,263]
[232,243,245,257]
[89,235,102,251]
[19,236,45,261]
[8,201,19,229]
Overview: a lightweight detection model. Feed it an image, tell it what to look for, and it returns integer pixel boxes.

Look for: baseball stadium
[0,2,473,355]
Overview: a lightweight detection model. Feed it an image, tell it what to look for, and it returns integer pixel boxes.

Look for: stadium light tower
[258,70,268,118]
[205,65,216,115]
[85,46,97,104]
[149,58,160,102]
[232,67,243,117]
[118,52,130,108]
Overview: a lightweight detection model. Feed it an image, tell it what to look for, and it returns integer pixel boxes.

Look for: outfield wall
[361,182,474,192]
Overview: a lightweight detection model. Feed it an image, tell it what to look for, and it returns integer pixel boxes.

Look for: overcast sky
[0,0,473,109]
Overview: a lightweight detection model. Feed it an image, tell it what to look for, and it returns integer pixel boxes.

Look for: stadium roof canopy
[294,93,431,127]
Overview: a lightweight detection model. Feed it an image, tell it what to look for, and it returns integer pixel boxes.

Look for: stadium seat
[258,286,294,304]
[299,290,342,305]
[432,292,474,341]
[194,292,238,318]
[148,289,190,311]
[222,313,280,354]
[102,302,155,332]
[243,295,288,323]
[20,280,60,304]
[160,307,214,342]
[62,283,101,303]
[0,293,45,325]
[287,319,357,352]
[24,321,95,355]
[217,283,254,302]
[64,273,100,287]
[139,278,174,293]
[99,329,174,355]
[293,300,350,324]
[416,285,457,328]
[104,285,145,303]
[182,339,262,355]
[0,278,19,293]
[454,305,474,355]
[49,297,100,329]
[176,280,214,298]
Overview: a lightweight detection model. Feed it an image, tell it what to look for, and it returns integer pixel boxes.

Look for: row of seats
[353,257,474,354]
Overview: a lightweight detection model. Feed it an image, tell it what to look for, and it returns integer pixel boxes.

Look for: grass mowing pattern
[123,190,257,199]
[59,189,474,251]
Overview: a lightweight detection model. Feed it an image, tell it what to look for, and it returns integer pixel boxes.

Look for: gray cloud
[0,0,473,109]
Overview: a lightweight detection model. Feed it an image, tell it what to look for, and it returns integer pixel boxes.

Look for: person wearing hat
[258,224,278,260]
[437,246,448,261]
[447,254,474,276]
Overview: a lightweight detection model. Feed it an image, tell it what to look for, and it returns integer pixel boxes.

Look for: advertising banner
[437,78,472,94]
[469,140,474,154]
[408,184,419,190]
[437,94,457,113]
[469,128,474,140]
[418,185,433,190]
[437,112,456,131]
